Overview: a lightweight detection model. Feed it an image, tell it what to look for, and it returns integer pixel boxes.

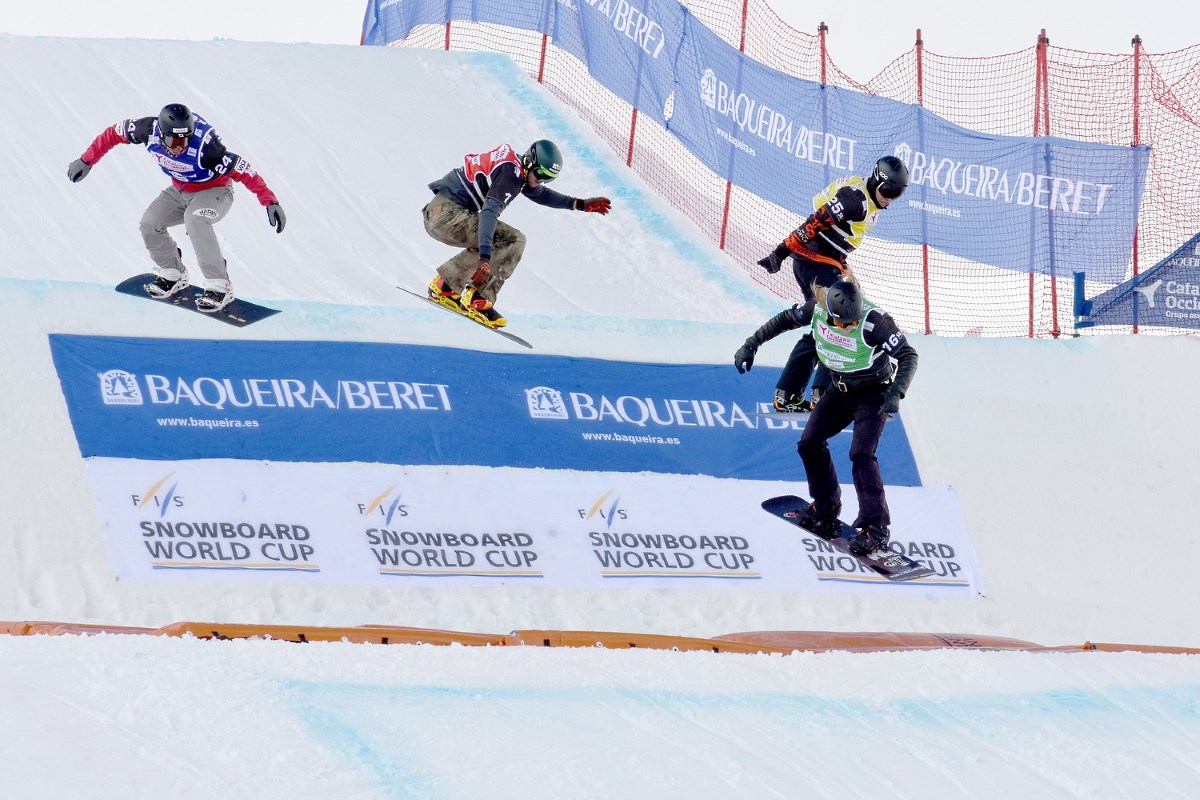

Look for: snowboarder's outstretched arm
[523,183,611,214]
[67,117,155,181]
[733,301,814,373]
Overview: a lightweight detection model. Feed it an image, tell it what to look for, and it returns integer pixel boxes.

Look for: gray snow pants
[140,185,235,292]
[422,192,526,303]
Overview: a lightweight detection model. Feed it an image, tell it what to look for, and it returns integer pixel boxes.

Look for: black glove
[266,203,286,233]
[470,258,491,288]
[756,252,782,274]
[576,197,612,214]
[67,158,91,183]
[879,388,902,420]
[756,243,791,274]
[734,342,758,374]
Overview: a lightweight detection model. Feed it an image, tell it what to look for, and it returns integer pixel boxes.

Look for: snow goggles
[531,163,558,182]
[831,317,860,330]
[163,133,190,151]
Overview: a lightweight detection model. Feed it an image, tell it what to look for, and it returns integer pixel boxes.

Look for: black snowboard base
[762,494,934,582]
[116,274,280,327]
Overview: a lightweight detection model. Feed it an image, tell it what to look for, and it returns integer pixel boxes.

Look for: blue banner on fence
[1076,231,1200,330]
[362,0,1149,283]
[49,335,920,485]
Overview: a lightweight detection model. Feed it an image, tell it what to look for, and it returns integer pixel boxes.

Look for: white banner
[84,459,983,595]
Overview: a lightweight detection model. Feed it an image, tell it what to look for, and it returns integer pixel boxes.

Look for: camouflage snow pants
[422,192,526,303]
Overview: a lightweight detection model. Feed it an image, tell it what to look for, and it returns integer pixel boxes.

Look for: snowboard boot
[460,286,507,328]
[144,269,190,300]
[428,275,463,310]
[848,523,890,556]
[774,388,812,413]
[793,502,841,540]
[196,289,234,313]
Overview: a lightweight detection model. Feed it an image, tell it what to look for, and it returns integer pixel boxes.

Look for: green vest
[813,300,887,375]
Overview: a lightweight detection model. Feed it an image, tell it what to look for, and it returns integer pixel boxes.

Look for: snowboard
[396,285,532,348]
[116,274,280,328]
[761,494,934,582]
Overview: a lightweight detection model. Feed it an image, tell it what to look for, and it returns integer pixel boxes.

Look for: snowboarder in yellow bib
[754,156,909,411]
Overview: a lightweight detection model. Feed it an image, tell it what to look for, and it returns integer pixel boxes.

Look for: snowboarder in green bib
[733,280,918,554]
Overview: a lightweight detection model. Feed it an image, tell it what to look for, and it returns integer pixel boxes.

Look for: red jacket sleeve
[79,122,129,165]
[215,151,278,207]
[230,165,278,207]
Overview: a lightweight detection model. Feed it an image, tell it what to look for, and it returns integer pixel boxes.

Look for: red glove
[470,258,491,288]
[577,197,612,215]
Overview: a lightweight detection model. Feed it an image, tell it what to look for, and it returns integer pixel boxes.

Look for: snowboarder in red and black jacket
[67,103,285,313]
[755,155,909,412]
[423,139,611,328]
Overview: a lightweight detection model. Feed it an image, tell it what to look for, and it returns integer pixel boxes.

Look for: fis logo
[358,483,408,523]
[100,369,143,406]
[131,473,182,518]
[578,489,627,528]
[526,386,567,419]
[1133,279,1163,308]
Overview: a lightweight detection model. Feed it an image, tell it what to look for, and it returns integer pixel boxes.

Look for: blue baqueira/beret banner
[48,335,921,485]
[362,0,1150,283]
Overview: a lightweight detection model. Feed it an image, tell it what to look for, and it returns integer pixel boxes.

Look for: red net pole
[1030,31,1049,337]
[536,34,548,83]
[1043,34,1060,337]
[1131,35,1143,334]
[443,21,451,51]
[626,108,639,167]
[718,0,751,251]
[915,29,932,335]
[1043,35,1061,337]
[819,21,828,86]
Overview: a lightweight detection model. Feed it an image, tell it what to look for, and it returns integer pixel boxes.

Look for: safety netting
[364,0,1200,337]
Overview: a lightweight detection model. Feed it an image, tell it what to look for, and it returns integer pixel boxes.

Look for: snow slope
[1,34,1199,799]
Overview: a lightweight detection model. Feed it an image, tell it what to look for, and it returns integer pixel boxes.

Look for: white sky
[770,0,1190,77]
[3,19,1200,800]
[2,0,1190,82]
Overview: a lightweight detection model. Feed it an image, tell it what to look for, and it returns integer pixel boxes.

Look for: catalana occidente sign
[1077,231,1200,330]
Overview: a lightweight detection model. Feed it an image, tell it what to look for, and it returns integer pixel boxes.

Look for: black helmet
[158,103,195,150]
[522,139,563,182]
[825,280,863,324]
[866,155,909,201]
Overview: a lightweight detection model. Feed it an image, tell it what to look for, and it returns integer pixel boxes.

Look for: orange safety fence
[2,620,1197,655]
